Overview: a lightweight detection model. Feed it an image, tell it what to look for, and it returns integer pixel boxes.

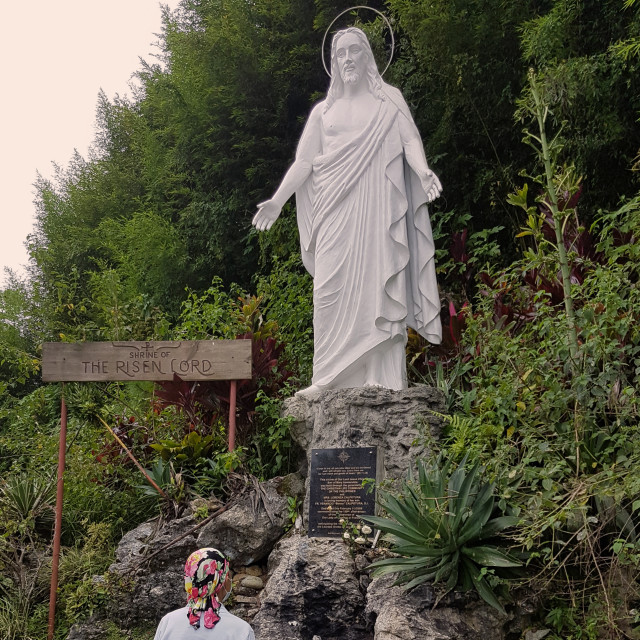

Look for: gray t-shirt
[153,605,255,640]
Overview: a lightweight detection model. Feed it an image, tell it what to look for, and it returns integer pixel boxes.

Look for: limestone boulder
[285,385,445,481]
[365,574,528,640]
[66,616,110,640]
[196,472,304,565]
[252,534,369,640]
[107,516,199,627]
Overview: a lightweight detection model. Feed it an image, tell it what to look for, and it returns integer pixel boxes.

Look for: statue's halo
[321,6,395,77]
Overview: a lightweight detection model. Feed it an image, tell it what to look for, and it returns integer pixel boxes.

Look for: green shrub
[0,590,36,640]
[418,181,640,634]
[248,387,298,480]
[256,255,313,385]
[57,523,114,628]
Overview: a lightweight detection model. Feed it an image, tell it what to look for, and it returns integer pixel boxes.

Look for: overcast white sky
[0,0,182,285]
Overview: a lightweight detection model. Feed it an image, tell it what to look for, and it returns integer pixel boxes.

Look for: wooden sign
[41,340,252,382]
[308,447,378,538]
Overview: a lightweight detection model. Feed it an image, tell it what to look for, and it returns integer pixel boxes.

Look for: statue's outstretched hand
[252,199,282,231]
[421,170,442,203]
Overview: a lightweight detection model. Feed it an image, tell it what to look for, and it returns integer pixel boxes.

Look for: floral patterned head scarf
[184,547,230,630]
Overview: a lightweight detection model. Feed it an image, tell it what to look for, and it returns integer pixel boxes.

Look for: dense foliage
[1,0,639,637]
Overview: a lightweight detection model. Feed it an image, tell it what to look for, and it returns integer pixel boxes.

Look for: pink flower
[188,611,200,626]
[203,608,220,629]
[200,585,209,597]
[203,560,217,576]
[185,556,200,577]
[191,587,199,599]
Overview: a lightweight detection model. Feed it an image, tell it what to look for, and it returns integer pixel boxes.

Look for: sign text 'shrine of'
[41,340,252,382]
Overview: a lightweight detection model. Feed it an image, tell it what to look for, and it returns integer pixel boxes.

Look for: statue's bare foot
[295,384,324,398]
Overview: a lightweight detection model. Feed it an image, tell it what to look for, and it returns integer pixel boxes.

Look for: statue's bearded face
[335,32,367,85]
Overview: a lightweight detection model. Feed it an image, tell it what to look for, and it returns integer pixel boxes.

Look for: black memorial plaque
[308,447,377,538]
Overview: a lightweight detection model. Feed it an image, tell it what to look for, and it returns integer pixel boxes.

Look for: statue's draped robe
[296,89,442,389]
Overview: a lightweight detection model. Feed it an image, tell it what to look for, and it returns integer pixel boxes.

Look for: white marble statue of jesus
[253,27,442,396]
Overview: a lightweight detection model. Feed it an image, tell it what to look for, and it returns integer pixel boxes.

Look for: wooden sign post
[41,339,251,640]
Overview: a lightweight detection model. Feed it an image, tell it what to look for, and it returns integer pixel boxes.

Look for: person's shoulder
[158,606,189,624]
[220,605,251,626]
[308,99,327,120]
[381,83,415,121]
[382,84,409,109]
[220,607,255,637]
[153,607,189,640]
[160,606,188,618]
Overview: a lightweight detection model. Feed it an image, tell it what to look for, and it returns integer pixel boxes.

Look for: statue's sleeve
[295,103,323,162]
[295,102,324,276]
[383,86,419,131]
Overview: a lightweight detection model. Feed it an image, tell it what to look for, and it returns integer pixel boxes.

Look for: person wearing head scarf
[153,548,255,639]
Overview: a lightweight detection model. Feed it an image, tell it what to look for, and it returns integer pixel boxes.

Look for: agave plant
[365,455,521,613]
[0,473,56,536]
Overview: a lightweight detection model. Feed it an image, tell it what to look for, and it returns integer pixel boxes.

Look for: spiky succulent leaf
[457,516,484,547]
[418,457,449,506]
[445,562,459,592]
[472,571,507,615]
[461,545,522,568]
[368,455,519,616]
[433,558,456,584]
[401,570,439,590]
[458,484,495,541]
[380,492,439,539]
[477,516,520,540]
[390,543,448,557]
[369,556,438,577]
[459,512,519,547]
[364,515,426,546]
[459,557,475,591]
[449,460,480,532]
[393,561,443,588]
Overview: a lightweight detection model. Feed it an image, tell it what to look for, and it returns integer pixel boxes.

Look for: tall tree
[135,0,322,288]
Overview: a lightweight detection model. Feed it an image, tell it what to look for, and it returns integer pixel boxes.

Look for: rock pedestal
[284,386,445,524]
[251,386,455,640]
[285,386,444,470]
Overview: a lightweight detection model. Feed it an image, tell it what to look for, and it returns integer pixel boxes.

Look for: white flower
[339,518,345,524]
[361,525,372,535]
[343,532,351,540]
[354,537,366,545]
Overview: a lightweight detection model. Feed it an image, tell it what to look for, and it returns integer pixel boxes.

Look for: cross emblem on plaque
[338,451,350,464]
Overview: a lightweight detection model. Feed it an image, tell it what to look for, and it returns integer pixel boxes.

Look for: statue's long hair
[324,27,386,111]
